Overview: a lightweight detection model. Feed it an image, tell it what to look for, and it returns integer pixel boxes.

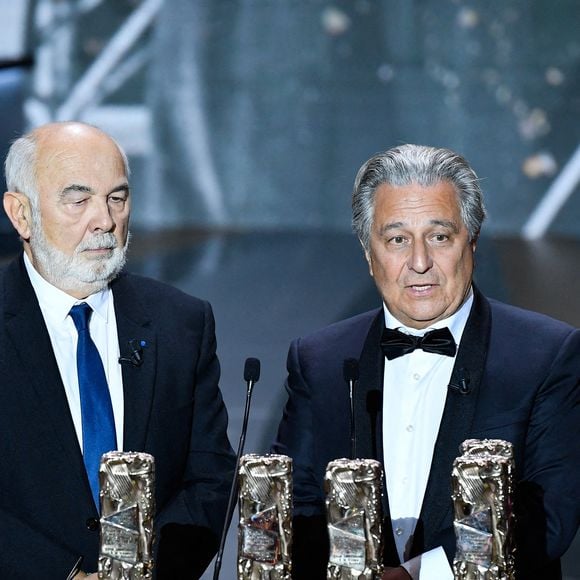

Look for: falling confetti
[522,152,558,179]
[321,6,351,36]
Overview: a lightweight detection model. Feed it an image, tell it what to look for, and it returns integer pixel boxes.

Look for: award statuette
[452,439,516,580]
[237,454,293,580]
[325,458,383,579]
[98,451,155,579]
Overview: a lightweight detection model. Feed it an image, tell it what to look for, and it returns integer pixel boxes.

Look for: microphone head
[343,358,359,383]
[244,357,261,383]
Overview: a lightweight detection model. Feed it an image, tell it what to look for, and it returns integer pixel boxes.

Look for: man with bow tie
[273,144,580,579]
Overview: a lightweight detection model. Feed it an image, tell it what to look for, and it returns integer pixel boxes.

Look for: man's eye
[108,196,126,204]
[433,234,449,242]
[391,236,405,244]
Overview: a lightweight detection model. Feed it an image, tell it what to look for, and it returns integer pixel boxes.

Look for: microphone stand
[213,358,260,580]
[343,358,359,460]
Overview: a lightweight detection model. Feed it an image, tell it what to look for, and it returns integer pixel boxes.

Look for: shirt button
[395,527,404,536]
[412,373,421,381]
[86,517,99,532]
[406,424,414,432]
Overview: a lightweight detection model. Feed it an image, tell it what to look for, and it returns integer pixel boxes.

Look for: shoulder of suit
[489,300,580,354]
[112,272,209,310]
[297,309,381,347]
[487,296,577,337]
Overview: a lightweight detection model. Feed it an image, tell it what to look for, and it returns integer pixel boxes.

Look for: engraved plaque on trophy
[237,454,292,580]
[98,451,155,579]
[325,458,383,579]
[452,439,516,580]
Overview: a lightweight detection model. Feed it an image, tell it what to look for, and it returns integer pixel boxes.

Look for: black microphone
[343,358,359,459]
[213,358,261,580]
[118,339,144,367]
[448,367,470,394]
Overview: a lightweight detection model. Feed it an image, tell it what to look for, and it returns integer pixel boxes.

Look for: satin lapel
[111,276,157,452]
[353,309,400,564]
[416,288,491,553]
[2,257,89,492]
[353,309,384,460]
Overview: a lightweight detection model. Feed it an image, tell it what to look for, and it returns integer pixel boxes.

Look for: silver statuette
[452,439,516,580]
[98,451,155,579]
[238,454,293,579]
[325,458,383,579]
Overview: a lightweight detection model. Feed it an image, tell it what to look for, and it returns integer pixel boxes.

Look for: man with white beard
[0,122,235,579]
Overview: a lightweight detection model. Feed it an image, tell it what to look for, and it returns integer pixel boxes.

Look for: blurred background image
[1,1,579,577]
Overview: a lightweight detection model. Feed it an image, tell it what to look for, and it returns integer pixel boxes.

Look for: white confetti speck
[522,152,558,179]
[545,67,565,86]
[321,6,351,36]
[457,7,480,29]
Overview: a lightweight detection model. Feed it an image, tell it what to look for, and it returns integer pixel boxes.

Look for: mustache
[75,233,118,253]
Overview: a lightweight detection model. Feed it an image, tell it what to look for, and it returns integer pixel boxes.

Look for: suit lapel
[353,309,401,564]
[111,275,157,452]
[353,309,384,460]
[414,287,491,554]
[2,256,90,496]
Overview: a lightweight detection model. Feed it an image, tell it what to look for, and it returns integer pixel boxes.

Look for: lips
[405,284,439,296]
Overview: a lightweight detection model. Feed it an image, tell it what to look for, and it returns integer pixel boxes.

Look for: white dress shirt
[24,253,124,451]
[382,291,473,579]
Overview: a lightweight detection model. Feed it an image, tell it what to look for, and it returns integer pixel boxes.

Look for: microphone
[343,358,359,459]
[213,357,261,580]
[118,339,145,367]
[449,367,470,394]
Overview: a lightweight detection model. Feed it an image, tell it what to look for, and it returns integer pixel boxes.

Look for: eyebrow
[378,219,459,236]
[60,184,93,197]
[59,183,130,198]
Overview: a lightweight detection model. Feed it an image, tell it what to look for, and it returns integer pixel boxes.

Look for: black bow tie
[380,327,457,360]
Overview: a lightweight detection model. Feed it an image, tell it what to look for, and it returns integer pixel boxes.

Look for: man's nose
[89,199,114,232]
[407,240,433,273]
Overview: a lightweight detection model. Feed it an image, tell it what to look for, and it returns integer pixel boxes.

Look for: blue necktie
[69,302,117,510]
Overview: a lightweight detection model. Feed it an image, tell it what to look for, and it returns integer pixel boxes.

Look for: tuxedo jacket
[0,255,235,579]
[273,287,580,579]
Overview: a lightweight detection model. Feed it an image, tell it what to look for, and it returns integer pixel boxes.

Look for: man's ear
[359,239,374,277]
[470,237,478,254]
[3,191,32,240]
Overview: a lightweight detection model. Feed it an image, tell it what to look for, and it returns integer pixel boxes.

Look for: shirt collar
[24,252,111,324]
[383,287,474,346]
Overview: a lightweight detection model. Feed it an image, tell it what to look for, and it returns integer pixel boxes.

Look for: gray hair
[352,144,486,250]
[4,122,130,209]
[4,132,39,207]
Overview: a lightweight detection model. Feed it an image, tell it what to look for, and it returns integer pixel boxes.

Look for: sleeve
[272,339,330,579]
[514,328,580,575]
[272,338,327,516]
[0,508,84,579]
[155,301,236,579]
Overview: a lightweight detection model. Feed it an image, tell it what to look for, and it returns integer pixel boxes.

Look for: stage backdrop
[1,0,579,237]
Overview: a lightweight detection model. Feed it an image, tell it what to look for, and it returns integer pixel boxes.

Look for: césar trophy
[451,439,516,580]
[325,458,384,579]
[237,454,293,579]
[98,451,155,579]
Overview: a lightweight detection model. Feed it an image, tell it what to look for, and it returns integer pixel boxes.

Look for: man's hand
[381,566,412,579]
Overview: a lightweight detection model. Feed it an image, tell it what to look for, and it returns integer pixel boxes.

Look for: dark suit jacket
[0,255,235,579]
[273,288,580,579]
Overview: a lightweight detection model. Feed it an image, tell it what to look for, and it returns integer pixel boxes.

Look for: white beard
[29,209,129,296]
